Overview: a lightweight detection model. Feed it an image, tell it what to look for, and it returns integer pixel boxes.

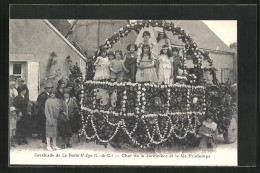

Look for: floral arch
[86,20,218,86]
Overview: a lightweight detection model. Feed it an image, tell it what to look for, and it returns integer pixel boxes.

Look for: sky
[129,20,237,46]
[202,20,237,46]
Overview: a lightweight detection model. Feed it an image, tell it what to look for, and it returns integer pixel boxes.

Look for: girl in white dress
[93,49,110,81]
[158,45,174,84]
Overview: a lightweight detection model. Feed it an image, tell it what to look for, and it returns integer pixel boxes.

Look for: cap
[44,83,54,89]
[10,107,16,112]
[206,112,214,119]
[10,81,16,86]
[17,78,25,82]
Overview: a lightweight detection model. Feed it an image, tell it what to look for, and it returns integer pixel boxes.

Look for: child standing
[124,44,138,82]
[109,50,129,82]
[198,112,218,152]
[59,88,78,149]
[136,44,158,83]
[45,88,61,151]
[10,107,17,147]
[157,45,174,85]
[93,49,110,81]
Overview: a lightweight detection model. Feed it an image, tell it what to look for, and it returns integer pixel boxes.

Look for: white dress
[158,55,173,84]
[93,56,110,80]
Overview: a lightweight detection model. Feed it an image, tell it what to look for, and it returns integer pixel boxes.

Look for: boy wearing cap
[59,88,78,148]
[36,82,54,143]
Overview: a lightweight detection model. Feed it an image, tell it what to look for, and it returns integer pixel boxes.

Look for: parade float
[75,20,237,151]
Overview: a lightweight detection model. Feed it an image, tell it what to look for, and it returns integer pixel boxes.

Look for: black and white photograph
[9,7,240,165]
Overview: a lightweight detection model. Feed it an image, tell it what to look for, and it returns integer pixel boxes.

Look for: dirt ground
[10,133,237,153]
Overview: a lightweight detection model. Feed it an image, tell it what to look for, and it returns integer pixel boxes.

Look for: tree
[229,42,237,52]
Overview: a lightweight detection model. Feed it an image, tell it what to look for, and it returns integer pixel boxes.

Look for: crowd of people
[9,78,80,151]
[93,30,187,85]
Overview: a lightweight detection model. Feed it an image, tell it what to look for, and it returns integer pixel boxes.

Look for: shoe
[66,144,72,148]
[22,138,28,144]
[47,146,53,151]
[17,139,22,145]
[61,145,66,149]
[42,139,47,144]
[53,146,61,150]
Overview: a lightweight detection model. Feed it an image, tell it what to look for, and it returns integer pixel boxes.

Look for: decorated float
[76,20,237,151]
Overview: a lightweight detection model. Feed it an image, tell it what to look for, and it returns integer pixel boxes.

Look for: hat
[17,78,25,82]
[206,112,214,119]
[107,51,115,56]
[44,83,54,89]
[50,88,57,94]
[10,107,16,112]
[10,81,16,86]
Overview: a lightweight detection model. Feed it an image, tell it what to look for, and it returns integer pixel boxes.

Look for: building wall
[68,20,138,57]
[10,19,86,99]
[207,52,235,83]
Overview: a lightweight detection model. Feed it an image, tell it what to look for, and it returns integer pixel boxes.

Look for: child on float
[123,44,138,82]
[93,48,110,81]
[10,107,18,147]
[109,50,129,82]
[157,45,174,85]
[198,112,218,152]
[136,44,158,83]
[59,88,79,149]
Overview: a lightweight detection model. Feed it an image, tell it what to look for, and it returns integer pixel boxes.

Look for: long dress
[124,52,137,82]
[45,97,61,137]
[158,55,173,84]
[13,95,30,139]
[136,54,158,83]
[93,56,110,80]
[36,91,50,140]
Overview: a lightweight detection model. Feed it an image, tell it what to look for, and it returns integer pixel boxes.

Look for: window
[10,62,25,79]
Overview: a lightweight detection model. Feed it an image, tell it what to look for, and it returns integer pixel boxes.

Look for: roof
[43,20,86,61]
[48,19,73,36]
[166,20,233,53]
[49,20,233,53]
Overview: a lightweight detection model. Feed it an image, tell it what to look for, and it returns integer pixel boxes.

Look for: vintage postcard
[9,6,238,166]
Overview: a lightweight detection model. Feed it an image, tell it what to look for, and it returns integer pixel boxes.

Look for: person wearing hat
[13,84,30,145]
[16,78,29,98]
[198,112,218,152]
[45,88,61,151]
[56,78,67,99]
[59,87,78,149]
[10,107,18,147]
[36,82,54,143]
[10,81,18,106]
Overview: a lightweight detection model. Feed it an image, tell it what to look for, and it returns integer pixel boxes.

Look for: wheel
[223,117,237,144]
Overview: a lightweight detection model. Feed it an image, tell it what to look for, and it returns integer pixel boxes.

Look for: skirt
[46,119,58,137]
[136,67,158,83]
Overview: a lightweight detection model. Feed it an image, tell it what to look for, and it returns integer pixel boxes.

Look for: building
[50,20,236,84]
[9,19,87,101]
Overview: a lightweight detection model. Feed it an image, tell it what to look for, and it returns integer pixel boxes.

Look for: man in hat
[36,82,54,143]
[16,78,29,98]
